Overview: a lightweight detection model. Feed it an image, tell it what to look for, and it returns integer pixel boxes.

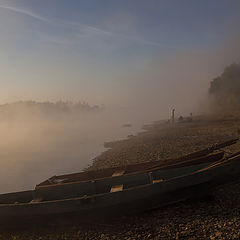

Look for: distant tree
[209,63,240,108]
[0,100,102,121]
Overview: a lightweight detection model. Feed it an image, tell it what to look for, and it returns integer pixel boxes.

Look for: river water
[0,110,155,193]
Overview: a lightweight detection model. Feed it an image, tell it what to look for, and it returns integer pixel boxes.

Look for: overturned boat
[0,138,240,220]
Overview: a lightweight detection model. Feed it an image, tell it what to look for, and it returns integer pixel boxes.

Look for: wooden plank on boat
[153,179,164,184]
[110,184,123,193]
[112,170,125,177]
[37,138,237,187]
[37,149,226,187]
[2,154,240,219]
[30,198,43,203]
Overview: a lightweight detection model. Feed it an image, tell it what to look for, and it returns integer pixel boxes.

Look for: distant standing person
[171,109,175,124]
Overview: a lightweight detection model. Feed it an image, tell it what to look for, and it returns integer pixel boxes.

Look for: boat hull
[0,155,240,221]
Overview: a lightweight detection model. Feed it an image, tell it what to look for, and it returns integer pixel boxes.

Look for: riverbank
[2,113,240,239]
[87,114,240,171]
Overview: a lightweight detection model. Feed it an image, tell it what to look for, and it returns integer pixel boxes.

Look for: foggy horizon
[0,0,239,116]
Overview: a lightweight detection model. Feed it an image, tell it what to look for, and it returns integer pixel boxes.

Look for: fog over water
[0,1,240,194]
[0,106,167,193]
[2,22,240,193]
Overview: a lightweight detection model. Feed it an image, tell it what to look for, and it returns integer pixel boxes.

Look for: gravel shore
[88,114,240,171]
[1,114,240,240]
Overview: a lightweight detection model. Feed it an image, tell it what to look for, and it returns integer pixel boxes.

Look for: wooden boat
[37,138,238,186]
[0,139,239,221]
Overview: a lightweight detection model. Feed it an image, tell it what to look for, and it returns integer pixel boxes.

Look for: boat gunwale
[35,152,225,189]
[37,138,238,187]
[1,153,239,208]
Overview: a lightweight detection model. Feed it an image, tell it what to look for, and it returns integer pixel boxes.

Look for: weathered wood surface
[38,137,237,187]
[0,153,240,219]
[110,185,123,193]
[37,151,225,187]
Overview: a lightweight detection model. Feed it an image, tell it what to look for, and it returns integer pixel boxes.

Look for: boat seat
[153,179,164,184]
[110,184,123,193]
[30,198,43,203]
[112,170,125,177]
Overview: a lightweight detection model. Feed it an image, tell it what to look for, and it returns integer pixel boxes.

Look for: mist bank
[111,17,240,118]
[0,100,102,121]
[0,101,161,194]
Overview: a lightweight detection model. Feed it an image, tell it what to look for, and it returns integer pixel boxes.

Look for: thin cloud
[64,20,176,48]
[62,20,115,37]
[0,4,174,48]
[0,4,50,23]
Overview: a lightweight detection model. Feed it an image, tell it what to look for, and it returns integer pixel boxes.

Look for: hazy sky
[0,0,240,112]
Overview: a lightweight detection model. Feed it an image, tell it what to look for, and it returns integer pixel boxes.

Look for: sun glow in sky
[0,0,240,113]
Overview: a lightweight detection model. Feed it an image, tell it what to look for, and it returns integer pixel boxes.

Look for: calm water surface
[0,111,149,193]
